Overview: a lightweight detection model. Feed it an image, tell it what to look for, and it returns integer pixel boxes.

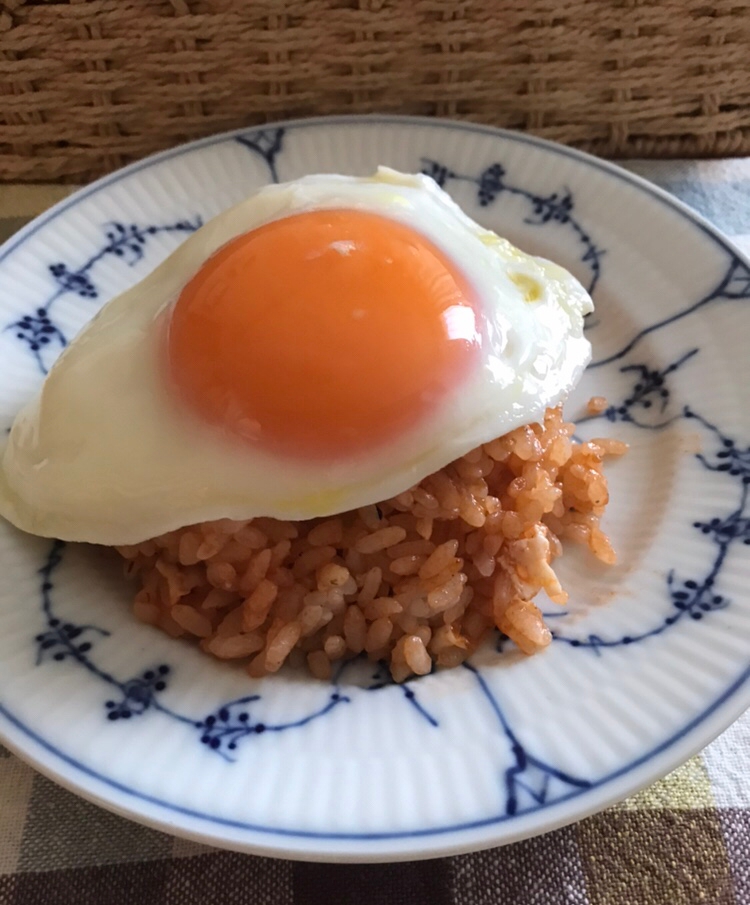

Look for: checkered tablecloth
[0,163,748,905]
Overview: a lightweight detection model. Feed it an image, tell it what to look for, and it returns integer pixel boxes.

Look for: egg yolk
[168,208,481,459]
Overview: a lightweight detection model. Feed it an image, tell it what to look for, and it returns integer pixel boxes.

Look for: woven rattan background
[2,0,750,183]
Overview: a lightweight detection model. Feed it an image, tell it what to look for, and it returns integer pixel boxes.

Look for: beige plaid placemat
[0,168,748,904]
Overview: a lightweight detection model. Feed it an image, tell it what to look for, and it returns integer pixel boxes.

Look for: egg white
[0,169,592,544]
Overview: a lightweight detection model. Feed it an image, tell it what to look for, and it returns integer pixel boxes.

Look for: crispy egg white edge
[0,169,592,544]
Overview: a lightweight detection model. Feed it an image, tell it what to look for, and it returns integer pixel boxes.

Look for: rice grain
[116,407,622,681]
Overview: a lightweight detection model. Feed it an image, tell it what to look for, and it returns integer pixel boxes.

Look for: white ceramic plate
[0,116,748,863]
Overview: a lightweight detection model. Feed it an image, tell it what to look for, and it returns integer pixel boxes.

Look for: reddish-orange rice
[116,406,626,682]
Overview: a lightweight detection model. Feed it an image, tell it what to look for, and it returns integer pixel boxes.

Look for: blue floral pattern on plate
[5,219,202,374]
[1,117,749,859]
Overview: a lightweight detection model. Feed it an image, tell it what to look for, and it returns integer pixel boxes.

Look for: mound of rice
[116,406,626,682]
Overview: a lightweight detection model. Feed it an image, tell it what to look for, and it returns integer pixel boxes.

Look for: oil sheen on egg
[0,169,593,545]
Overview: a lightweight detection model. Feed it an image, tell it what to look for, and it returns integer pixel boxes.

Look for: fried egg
[0,169,593,545]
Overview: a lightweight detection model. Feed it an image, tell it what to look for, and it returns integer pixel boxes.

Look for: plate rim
[1,113,745,271]
[0,653,747,862]
[1,113,749,862]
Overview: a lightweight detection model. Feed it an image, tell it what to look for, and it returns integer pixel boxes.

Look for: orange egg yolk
[167,208,481,459]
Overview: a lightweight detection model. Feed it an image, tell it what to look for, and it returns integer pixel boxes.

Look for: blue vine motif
[591,253,750,368]
[35,541,109,666]
[33,541,348,761]
[105,666,171,721]
[36,541,183,720]
[5,218,202,374]
[230,142,603,293]
[579,348,699,431]
[360,661,439,727]
[198,692,347,757]
[236,128,285,183]
[34,543,593,800]
[551,236,750,654]
[464,664,591,815]
[10,310,67,371]
[556,400,749,652]
[420,158,605,294]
